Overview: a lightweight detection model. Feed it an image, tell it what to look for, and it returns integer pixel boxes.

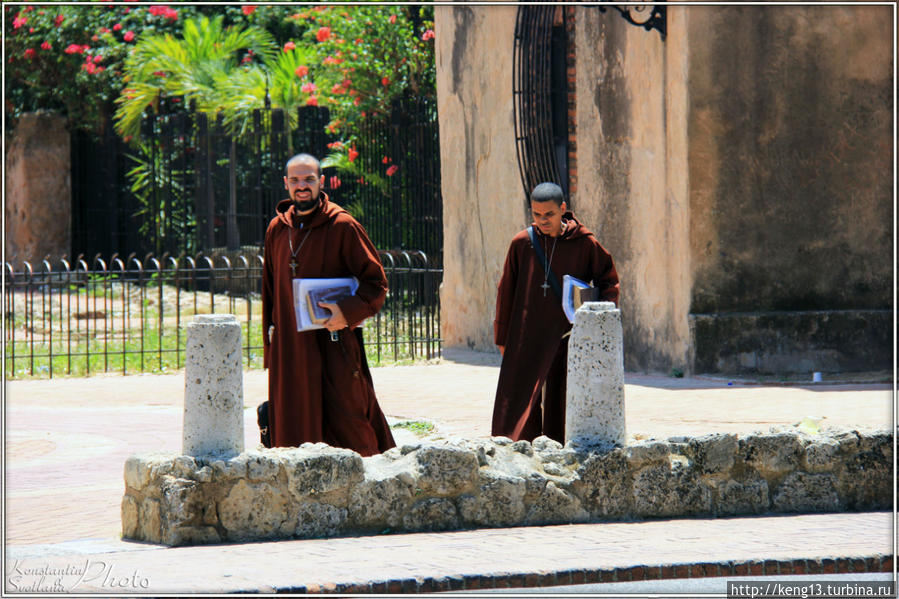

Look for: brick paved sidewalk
[4,513,893,594]
[3,348,895,593]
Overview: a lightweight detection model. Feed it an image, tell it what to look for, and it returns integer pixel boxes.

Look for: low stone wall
[122,430,892,546]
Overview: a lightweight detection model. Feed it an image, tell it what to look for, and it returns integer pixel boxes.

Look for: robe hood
[275,192,344,229]
[531,211,592,240]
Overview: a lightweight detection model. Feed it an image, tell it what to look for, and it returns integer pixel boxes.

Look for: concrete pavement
[3,348,896,594]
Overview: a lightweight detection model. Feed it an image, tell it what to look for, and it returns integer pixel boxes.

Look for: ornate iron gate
[513,5,569,205]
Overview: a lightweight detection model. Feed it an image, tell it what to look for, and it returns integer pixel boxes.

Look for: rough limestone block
[687,434,738,474]
[837,443,893,510]
[525,480,589,525]
[349,455,416,529]
[715,477,770,515]
[283,446,364,499]
[403,497,459,531]
[772,472,841,513]
[296,502,348,538]
[458,471,526,526]
[574,450,631,518]
[218,479,291,541]
[565,302,625,450]
[804,439,840,473]
[413,445,479,497]
[183,314,244,457]
[632,462,712,517]
[739,432,804,476]
[121,495,140,538]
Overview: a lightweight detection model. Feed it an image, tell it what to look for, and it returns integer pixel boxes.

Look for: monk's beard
[293,197,319,212]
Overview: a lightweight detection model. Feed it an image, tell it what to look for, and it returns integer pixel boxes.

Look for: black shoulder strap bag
[527,225,562,301]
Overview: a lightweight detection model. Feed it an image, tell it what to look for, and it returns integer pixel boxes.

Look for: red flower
[389,14,397,24]
[301,82,316,93]
[40,41,51,50]
[386,165,398,177]
[24,48,35,60]
[331,84,345,95]
[382,156,390,164]
[54,14,64,27]
[306,96,318,106]
[148,5,178,20]
[13,15,27,29]
[353,96,362,106]
[329,175,341,189]
[113,23,122,31]
[294,65,308,77]
[326,141,344,149]
[348,147,359,163]
[64,44,86,54]
[283,41,295,52]
[316,27,331,42]
[323,56,342,65]
[152,71,167,77]
[93,54,104,63]
[123,31,135,42]
[422,29,435,41]
[381,76,390,87]
[242,6,256,16]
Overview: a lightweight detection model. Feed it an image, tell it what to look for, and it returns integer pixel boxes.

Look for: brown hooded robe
[262,193,396,456]
[492,212,619,443]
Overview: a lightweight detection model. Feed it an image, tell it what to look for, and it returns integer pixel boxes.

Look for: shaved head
[285,153,322,177]
[530,182,565,207]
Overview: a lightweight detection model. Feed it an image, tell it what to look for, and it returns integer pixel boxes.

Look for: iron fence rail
[3,251,441,379]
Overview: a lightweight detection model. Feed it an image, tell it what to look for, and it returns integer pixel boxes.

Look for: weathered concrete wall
[123,430,892,546]
[5,111,71,264]
[687,6,892,314]
[685,6,893,373]
[436,6,524,351]
[435,6,893,374]
[575,8,692,373]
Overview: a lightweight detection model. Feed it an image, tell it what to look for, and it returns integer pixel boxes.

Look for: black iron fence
[4,251,441,379]
[71,99,442,265]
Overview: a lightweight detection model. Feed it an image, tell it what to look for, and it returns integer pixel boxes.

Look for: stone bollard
[565,301,625,450]
[183,314,244,457]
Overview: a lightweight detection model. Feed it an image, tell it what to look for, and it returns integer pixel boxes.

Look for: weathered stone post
[565,301,625,450]
[183,314,244,456]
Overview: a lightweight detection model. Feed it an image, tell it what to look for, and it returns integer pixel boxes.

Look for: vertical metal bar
[43,260,53,378]
[173,255,182,370]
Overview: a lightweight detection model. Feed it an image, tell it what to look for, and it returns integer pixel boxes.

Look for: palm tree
[114,14,277,140]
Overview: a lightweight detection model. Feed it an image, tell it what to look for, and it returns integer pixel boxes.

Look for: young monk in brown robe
[492,182,619,443]
[262,153,395,456]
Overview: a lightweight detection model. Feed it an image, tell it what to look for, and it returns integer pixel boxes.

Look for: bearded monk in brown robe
[262,153,395,456]
[493,182,619,443]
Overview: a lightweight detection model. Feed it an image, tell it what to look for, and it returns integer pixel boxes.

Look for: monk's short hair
[530,182,565,206]
[285,153,322,177]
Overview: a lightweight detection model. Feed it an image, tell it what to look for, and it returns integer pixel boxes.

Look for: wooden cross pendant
[289,260,298,277]
[541,281,550,297]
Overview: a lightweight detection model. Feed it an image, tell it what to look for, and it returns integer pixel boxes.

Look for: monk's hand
[319,301,348,332]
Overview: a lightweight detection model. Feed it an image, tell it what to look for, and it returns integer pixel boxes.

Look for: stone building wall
[435,5,892,374]
[435,6,524,351]
[5,111,72,265]
[122,430,892,546]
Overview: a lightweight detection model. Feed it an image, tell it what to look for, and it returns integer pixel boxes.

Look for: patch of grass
[391,420,436,435]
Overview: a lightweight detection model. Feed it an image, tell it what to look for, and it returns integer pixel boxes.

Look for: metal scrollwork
[599,4,666,39]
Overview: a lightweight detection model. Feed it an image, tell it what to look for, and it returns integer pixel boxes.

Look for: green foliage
[115,14,277,140]
[391,420,436,435]
[4,3,201,135]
